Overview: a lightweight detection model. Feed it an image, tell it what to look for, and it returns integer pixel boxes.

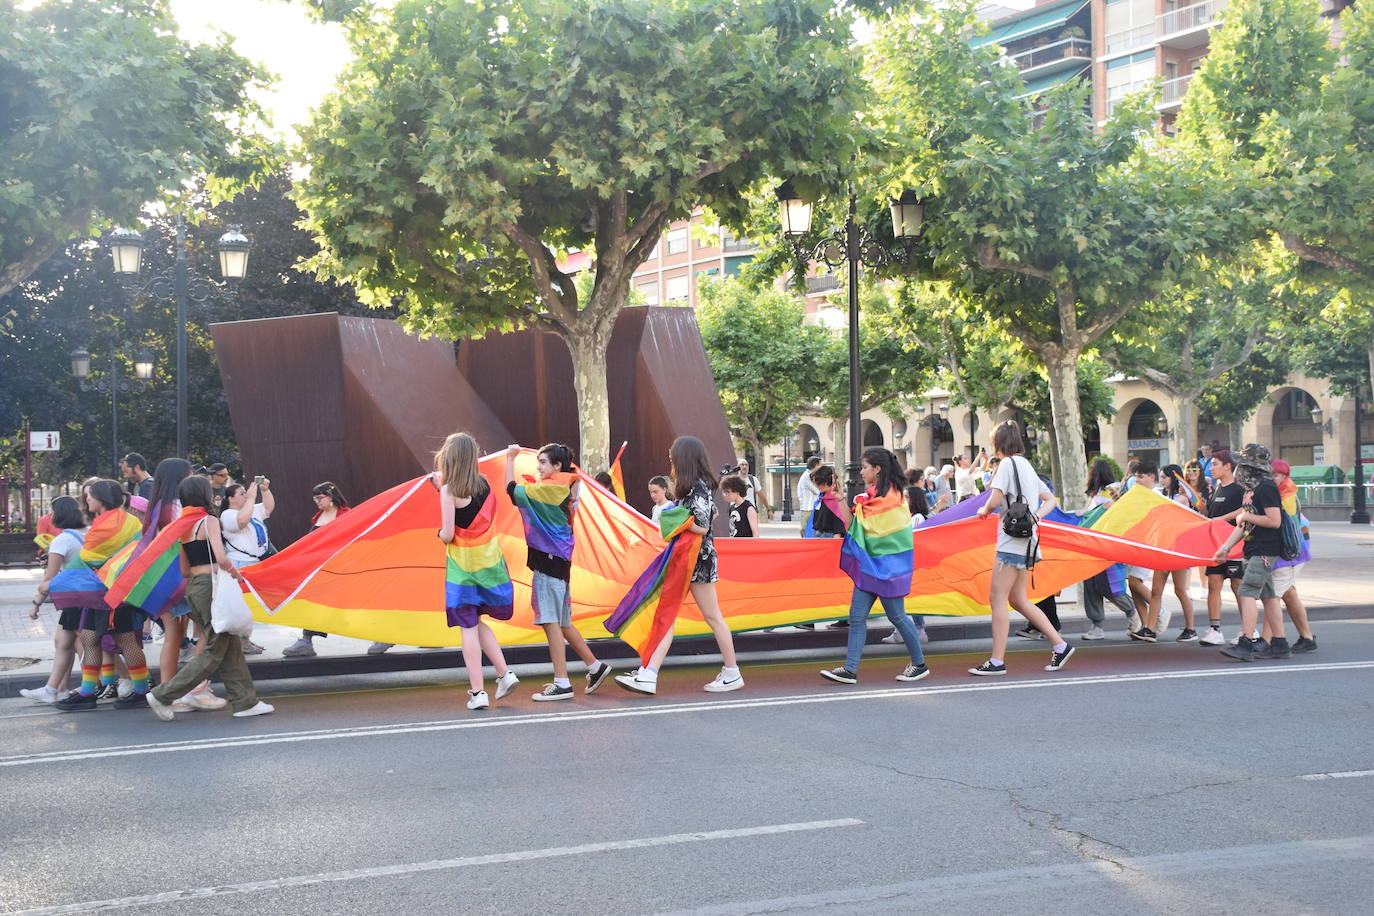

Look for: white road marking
[653,834,1374,914]
[3,660,1373,769]
[2,819,863,916]
[1297,769,1374,781]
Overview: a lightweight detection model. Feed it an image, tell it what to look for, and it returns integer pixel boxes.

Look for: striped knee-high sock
[80,665,100,696]
[99,664,117,687]
[127,663,149,694]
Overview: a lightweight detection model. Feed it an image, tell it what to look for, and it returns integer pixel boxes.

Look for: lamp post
[776,183,923,498]
[914,399,949,468]
[781,419,796,523]
[69,345,155,476]
[1352,390,1370,525]
[108,215,251,457]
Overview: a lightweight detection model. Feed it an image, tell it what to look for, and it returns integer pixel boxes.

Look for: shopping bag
[210,567,255,637]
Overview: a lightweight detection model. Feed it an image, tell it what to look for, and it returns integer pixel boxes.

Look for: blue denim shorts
[995,550,1034,571]
[531,571,572,626]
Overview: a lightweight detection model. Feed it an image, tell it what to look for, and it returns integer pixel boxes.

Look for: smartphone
[254,474,265,486]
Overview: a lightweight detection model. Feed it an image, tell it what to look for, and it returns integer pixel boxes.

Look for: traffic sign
[29,431,60,451]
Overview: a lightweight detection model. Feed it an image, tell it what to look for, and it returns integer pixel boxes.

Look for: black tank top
[182,539,212,566]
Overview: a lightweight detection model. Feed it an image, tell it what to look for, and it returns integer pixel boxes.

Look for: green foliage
[0,0,276,299]
[698,277,830,455]
[0,173,376,483]
[1195,347,1292,426]
[813,281,936,421]
[1010,358,1117,435]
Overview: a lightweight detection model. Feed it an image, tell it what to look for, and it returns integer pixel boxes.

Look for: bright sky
[169,0,352,141]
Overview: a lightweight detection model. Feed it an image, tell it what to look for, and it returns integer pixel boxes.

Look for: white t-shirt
[954,466,978,499]
[797,472,820,513]
[990,455,1045,556]
[221,504,270,564]
[741,474,762,508]
[650,502,669,525]
[49,529,88,562]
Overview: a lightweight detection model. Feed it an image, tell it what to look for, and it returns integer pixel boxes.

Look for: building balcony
[720,233,759,254]
[1158,0,1227,48]
[1005,37,1092,76]
[805,274,840,294]
[1104,23,1155,55]
[1105,79,1153,117]
[1156,73,1193,111]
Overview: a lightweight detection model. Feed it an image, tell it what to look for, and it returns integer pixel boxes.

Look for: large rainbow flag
[47,509,143,611]
[444,485,513,619]
[239,451,1238,648]
[838,488,913,597]
[510,472,576,560]
[604,506,701,663]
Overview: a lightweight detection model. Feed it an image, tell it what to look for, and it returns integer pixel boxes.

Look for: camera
[720,464,738,478]
[254,474,266,486]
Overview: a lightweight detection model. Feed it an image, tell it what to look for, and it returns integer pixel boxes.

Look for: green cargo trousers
[151,573,259,713]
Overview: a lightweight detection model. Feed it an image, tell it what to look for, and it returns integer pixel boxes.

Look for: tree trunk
[564,325,614,473]
[832,418,846,470]
[1042,350,1089,511]
[1227,420,1243,451]
[1173,394,1199,467]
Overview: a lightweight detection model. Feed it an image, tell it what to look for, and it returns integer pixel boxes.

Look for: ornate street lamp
[776,180,923,497]
[70,344,155,476]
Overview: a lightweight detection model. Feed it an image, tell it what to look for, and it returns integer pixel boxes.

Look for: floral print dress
[684,480,718,583]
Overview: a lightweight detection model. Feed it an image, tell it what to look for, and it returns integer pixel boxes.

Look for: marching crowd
[18,420,1315,720]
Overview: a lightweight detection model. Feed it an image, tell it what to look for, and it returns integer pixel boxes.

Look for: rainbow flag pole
[608,440,628,501]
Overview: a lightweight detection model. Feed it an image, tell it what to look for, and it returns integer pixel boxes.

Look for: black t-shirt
[1243,478,1283,558]
[1208,482,1243,524]
[811,495,846,535]
[728,499,755,538]
[504,481,572,580]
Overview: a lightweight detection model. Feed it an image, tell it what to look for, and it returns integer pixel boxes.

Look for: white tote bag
[210,567,255,637]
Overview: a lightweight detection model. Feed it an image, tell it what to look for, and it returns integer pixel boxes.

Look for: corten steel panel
[459,306,735,522]
[212,313,513,543]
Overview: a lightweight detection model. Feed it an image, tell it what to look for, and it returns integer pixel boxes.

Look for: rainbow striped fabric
[604,506,700,664]
[33,514,58,552]
[510,472,576,560]
[839,487,913,597]
[105,507,206,616]
[446,487,514,618]
[48,509,143,611]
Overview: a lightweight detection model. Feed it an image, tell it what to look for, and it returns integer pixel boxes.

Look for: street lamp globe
[1310,405,1324,427]
[108,228,145,275]
[133,347,155,381]
[69,346,91,379]
[216,225,252,281]
[939,401,950,417]
[889,190,923,239]
[774,181,813,238]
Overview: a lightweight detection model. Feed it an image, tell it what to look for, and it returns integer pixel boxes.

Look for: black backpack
[1001,456,1037,539]
[1279,511,1302,561]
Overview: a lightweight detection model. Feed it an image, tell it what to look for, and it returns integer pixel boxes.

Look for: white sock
[553,677,571,689]
[721,666,740,677]
[989,657,1003,666]
[642,667,659,680]
[1052,641,1068,653]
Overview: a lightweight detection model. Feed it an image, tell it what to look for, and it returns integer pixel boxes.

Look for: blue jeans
[845,589,925,672]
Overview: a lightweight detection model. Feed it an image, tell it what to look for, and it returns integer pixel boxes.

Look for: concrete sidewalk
[3,521,1369,696]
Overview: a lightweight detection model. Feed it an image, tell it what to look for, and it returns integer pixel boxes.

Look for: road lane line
[3,660,1373,768]
[1297,769,1374,781]
[2,819,863,916]
[654,834,1374,914]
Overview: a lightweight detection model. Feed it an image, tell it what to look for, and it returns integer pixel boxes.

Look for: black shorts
[79,603,142,635]
[1207,560,1243,579]
[57,608,84,631]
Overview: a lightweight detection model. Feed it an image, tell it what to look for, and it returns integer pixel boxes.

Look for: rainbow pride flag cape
[839,487,913,598]
[603,506,700,664]
[445,486,513,618]
[510,472,576,560]
[48,509,144,611]
[79,509,143,567]
[105,507,206,616]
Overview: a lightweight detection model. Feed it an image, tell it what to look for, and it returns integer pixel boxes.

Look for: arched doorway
[1271,388,1322,465]
[1127,400,1168,467]
[797,423,822,461]
[861,419,885,447]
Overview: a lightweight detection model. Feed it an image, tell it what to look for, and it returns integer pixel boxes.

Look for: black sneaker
[1130,628,1157,643]
[532,684,575,702]
[1176,628,1198,642]
[795,623,816,630]
[1253,638,1269,654]
[1293,636,1318,653]
[1257,637,1292,659]
[1220,636,1256,662]
[1045,644,1076,671]
[895,663,929,682]
[828,620,850,629]
[55,692,97,711]
[584,662,614,695]
[1013,625,1043,640]
[95,683,118,700]
[820,667,857,684]
[968,660,1006,677]
[112,692,150,710]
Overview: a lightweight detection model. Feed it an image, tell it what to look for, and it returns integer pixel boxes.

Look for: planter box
[0,532,41,569]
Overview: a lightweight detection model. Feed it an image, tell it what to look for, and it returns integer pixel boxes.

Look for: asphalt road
[3,621,1373,915]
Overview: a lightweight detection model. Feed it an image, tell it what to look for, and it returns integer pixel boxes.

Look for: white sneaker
[615,671,657,695]
[146,692,175,721]
[881,631,904,645]
[494,671,519,700]
[466,690,489,710]
[1157,607,1173,633]
[282,637,317,658]
[19,685,61,704]
[232,701,275,717]
[181,689,227,711]
[1199,627,1225,646]
[117,678,134,700]
[1126,613,1141,635]
[1081,625,1105,640]
[704,670,744,693]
